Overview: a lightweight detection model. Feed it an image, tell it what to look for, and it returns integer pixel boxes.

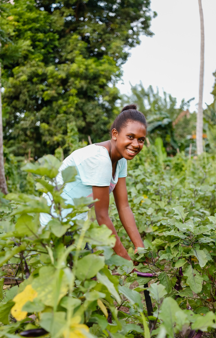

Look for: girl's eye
[128,135,133,139]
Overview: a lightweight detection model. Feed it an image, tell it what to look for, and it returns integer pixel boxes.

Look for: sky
[117,0,216,112]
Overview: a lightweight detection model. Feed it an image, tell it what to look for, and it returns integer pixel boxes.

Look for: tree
[121,83,195,155]
[1,0,156,158]
[0,0,11,195]
[0,63,8,194]
[196,0,205,155]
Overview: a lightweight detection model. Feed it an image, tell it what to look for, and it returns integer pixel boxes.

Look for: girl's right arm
[92,186,131,261]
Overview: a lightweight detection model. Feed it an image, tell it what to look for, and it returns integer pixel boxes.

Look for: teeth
[127,149,136,155]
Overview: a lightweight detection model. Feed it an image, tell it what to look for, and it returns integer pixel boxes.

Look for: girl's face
[112,120,146,160]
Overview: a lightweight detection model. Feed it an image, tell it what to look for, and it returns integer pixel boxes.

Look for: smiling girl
[40,104,147,261]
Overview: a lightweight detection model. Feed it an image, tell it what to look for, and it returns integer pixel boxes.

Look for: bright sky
[117,0,216,112]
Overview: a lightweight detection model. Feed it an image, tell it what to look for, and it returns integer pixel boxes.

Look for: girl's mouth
[126,148,137,156]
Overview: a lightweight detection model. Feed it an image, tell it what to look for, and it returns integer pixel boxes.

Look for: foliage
[1,0,155,158]
[121,83,196,155]
[112,145,216,336]
[0,149,216,337]
[203,101,216,154]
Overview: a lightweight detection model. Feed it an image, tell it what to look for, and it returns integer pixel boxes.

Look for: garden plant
[0,142,216,337]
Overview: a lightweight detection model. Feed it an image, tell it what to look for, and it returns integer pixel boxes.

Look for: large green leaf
[97,272,121,304]
[15,214,38,237]
[32,266,68,306]
[185,265,203,294]
[0,301,14,324]
[106,255,133,273]
[40,311,66,338]
[106,255,132,267]
[23,155,61,179]
[22,298,45,313]
[118,285,143,310]
[35,178,55,194]
[48,219,70,237]
[141,312,150,338]
[76,254,105,281]
[121,323,143,334]
[149,283,167,303]
[60,297,81,310]
[12,197,50,215]
[84,224,116,247]
[61,166,77,183]
[173,206,188,222]
[0,244,26,267]
[158,272,172,293]
[159,297,187,338]
[192,311,216,331]
[192,249,209,268]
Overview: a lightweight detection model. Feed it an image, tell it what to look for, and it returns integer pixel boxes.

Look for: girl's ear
[111,128,118,140]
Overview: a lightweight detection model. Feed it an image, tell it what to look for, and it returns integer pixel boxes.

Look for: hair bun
[121,104,137,112]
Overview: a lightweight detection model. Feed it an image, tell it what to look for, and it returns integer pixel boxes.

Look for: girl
[40,104,147,261]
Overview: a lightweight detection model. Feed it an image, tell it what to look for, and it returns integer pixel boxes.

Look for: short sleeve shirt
[40,144,127,226]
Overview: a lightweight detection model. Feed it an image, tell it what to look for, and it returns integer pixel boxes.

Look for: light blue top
[40,144,127,226]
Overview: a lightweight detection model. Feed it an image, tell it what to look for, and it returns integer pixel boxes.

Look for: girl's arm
[92,185,131,260]
[113,177,144,250]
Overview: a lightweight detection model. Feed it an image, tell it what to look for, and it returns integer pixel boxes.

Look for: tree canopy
[1,0,156,158]
[121,83,196,155]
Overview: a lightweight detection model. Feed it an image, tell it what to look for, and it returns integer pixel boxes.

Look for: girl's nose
[132,139,139,148]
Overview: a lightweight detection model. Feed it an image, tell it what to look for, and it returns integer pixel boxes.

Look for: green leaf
[90,314,108,330]
[86,290,106,302]
[40,312,53,332]
[5,193,34,203]
[156,326,167,338]
[0,244,26,267]
[208,216,216,224]
[35,178,55,194]
[106,255,133,273]
[149,283,167,302]
[76,254,105,281]
[15,214,38,237]
[141,312,150,338]
[97,272,121,304]
[22,298,45,312]
[178,287,193,298]
[61,166,77,183]
[60,297,81,310]
[22,155,61,179]
[73,196,94,207]
[175,259,187,268]
[12,197,50,215]
[192,312,216,331]
[49,219,70,237]
[40,311,66,338]
[122,323,144,334]
[118,285,143,310]
[173,206,188,222]
[185,265,203,294]
[158,272,172,293]
[175,220,195,233]
[84,224,116,247]
[32,266,68,307]
[3,286,18,303]
[159,297,182,338]
[0,301,14,324]
[192,249,209,268]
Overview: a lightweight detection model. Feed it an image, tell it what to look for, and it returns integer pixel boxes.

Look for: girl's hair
[110,104,147,134]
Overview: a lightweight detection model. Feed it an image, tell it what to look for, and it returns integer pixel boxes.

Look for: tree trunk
[196,0,205,155]
[0,63,8,195]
